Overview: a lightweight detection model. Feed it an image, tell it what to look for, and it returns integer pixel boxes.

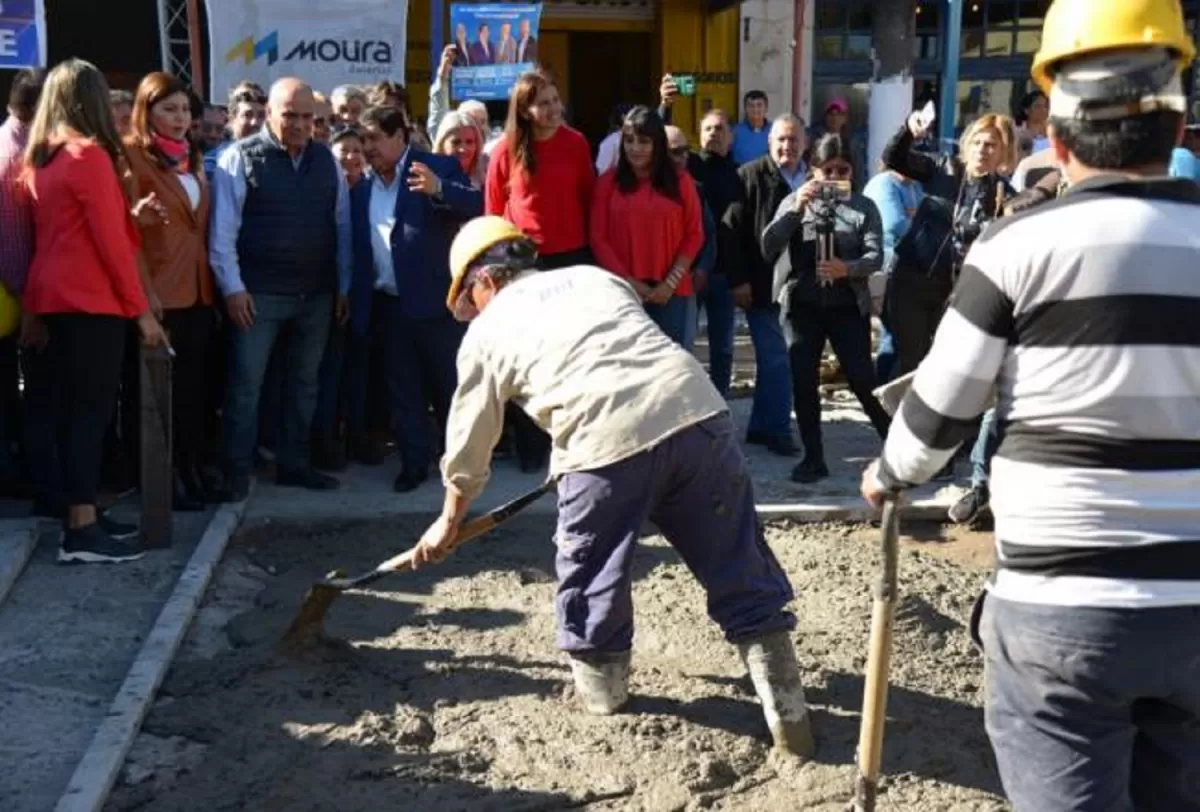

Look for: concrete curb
[54,494,250,812]
[756,498,951,524]
[0,518,42,610]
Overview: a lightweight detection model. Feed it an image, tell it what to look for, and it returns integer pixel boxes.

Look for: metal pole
[156,0,173,73]
[187,0,205,99]
[939,0,963,146]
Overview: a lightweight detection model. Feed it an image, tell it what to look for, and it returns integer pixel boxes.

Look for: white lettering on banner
[0,29,16,59]
[205,0,409,101]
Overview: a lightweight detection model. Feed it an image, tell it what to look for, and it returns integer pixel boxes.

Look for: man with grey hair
[209,78,353,501]
[724,113,808,458]
[331,84,368,127]
[109,89,133,137]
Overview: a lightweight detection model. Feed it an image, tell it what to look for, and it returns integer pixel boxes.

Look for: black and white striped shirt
[879,175,1200,608]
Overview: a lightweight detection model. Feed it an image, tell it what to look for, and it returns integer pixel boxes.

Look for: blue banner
[449,3,542,101]
[0,0,46,70]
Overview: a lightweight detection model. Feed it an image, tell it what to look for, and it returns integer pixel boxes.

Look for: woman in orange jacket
[22,59,166,564]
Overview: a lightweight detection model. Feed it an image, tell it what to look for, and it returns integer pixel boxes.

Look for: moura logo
[226,31,280,66]
[226,31,391,67]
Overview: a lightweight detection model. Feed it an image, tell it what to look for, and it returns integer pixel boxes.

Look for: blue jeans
[644,294,695,348]
[697,273,735,395]
[978,595,1200,811]
[312,323,347,438]
[224,292,333,477]
[745,306,793,440]
[970,409,998,488]
[554,414,795,653]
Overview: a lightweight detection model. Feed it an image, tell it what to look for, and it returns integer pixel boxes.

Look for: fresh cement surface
[105,514,1005,811]
[0,503,220,812]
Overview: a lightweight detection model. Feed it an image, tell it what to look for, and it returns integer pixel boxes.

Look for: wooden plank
[139,346,172,549]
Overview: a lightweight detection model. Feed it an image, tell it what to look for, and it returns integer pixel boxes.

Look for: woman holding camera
[761,134,890,484]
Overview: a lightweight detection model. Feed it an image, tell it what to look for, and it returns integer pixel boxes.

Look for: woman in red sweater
[590,106,704,346]
[22,59,166,564]
[486,70,594,269]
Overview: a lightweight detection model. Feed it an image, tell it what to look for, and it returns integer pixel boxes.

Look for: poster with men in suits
[450,3,541,101]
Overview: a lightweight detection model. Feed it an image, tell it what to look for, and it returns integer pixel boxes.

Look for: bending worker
[862,1,1200,809]
[412,216,814,758]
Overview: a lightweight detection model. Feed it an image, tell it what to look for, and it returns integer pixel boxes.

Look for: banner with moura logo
[206,0,408,101]
[450,3,542,101]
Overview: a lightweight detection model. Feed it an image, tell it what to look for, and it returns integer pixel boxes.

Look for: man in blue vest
[347,105,481,493]
[209,77,353,502]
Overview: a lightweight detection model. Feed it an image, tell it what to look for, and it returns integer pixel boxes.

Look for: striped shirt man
[877,175,1200,608]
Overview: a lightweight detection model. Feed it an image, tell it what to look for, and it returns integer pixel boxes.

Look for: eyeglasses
[820,163,852,178]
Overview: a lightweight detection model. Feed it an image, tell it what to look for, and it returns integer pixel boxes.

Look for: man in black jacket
[724,114,808,456]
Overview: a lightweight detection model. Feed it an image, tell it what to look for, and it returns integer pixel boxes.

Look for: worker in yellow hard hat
[862,2,1200,810]
[414,215,815,758]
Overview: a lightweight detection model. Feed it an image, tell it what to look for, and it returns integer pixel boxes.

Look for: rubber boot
[568,650,631,715]
[738,631,816,758]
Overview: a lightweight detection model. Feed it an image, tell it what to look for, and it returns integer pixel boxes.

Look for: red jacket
[23,139,147,318]
[589,169,705,296]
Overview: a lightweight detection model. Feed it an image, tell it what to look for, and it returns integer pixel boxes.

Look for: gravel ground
[106,515,1007,812]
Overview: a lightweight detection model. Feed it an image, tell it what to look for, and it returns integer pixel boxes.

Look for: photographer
[761,134,890,484]
[882,112,1017,375]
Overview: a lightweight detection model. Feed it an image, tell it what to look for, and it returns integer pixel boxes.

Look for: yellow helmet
[1031,0,1197,94]
[447,216,531,313]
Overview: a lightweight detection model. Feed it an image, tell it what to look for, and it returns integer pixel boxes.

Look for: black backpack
[890,195,956,282]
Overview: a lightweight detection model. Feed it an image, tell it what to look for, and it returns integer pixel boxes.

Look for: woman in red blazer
[22,59,166,564]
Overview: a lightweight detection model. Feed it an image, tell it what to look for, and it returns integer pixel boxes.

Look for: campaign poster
[0,0,47,69]
[449,3,541,102]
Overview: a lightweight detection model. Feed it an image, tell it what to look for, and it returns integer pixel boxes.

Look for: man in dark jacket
[724,114,808,456]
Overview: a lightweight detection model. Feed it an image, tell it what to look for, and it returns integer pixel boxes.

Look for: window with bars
[959,0,1050,60]
[812,0,942,65]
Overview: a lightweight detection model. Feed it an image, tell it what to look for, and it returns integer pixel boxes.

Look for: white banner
[206,0,409,102]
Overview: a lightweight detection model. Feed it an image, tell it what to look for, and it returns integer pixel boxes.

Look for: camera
[816,179,851,204]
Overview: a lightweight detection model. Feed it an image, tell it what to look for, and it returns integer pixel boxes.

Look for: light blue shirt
[209,134,353,297]
[732,120,770,166]
[863,172,924,265]
[368,151,409,295]
[1169,147,1200,181]
[777,160,808,192]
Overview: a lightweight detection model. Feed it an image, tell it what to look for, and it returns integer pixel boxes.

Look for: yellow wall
[657,0,739,137]
[406,0,432,120]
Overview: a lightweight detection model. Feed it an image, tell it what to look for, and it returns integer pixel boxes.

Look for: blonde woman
[877,110,1017,378]
[21,58,167,562]
[433,109,487,188]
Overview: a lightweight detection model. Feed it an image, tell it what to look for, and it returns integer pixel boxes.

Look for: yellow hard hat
[1031,0,1196,94]
[447,216,530,312]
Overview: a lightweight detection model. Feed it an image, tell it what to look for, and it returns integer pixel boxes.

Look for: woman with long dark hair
[22,58,166,563]
[485,70,594,472]
[124,71,215,510]
[761,134,890,484]
[486,69,594,270]
[590,106,704,345]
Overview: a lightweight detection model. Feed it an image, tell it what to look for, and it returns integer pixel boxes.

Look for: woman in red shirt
[485,70,594,269]
[22,59,166,564]
[590,106,704,346]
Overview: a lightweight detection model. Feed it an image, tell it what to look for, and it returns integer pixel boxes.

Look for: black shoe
[790,459,830,484]
[393,469,428,493]
[312,435,349,473]
[948,485,989,525]
[766,435,799,457]
[745,430,769,446]
[57,522,144,564]
[99,511,139,540]
[276,467,340,491]
[213,473,251,504]
[348,433,387,466]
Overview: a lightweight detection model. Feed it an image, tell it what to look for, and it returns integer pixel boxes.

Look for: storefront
[812,0,1200,146]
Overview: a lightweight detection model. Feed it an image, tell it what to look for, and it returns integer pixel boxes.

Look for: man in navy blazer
[348,105,483,492]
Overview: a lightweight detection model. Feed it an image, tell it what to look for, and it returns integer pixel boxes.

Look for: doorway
[566,31,654,148]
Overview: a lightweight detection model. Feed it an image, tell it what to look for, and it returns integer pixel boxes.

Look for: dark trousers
[43,314,127,507]
[378,299,464,474]
[312,321,347,439]
[22,343,61,513]
[345,301,390,438]
[554,414,795,653]
[784,302,890,464]
[885,272,951,377]
[0,335,20,486]
[979,596,1200,811]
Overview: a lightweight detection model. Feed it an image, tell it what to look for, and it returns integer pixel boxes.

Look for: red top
[23,139,147,318]
[485,125,594,257]
[589,169,705,296]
